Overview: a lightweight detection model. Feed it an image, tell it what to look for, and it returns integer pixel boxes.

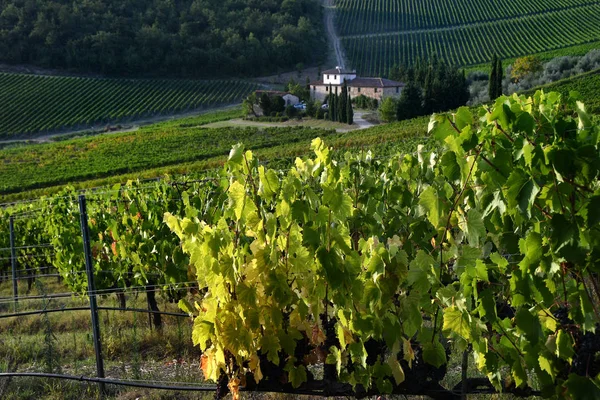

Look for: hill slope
[0,0,325,77]
[335,0,600,76]
[0,73,259,138]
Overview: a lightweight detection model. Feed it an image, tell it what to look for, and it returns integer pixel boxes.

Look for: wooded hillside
[0,0,326,77]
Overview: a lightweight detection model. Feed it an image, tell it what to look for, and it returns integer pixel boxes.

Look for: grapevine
[167,90,600,399]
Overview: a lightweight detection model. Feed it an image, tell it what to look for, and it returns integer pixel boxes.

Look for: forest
[0,0,326,77]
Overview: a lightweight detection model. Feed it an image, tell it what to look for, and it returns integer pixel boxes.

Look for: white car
[294,102,306,110]
[321,103,329,109]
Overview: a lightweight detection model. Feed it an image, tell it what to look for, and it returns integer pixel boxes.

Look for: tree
[271,96,286,114]
[396,82,422,121]
[346,93,353,125]
[243,92,258,117]
[511,55,542,82]
[338,82,348,123]
[379,96,397,122]
[496,57,503,97]
[259,93,272,116]
[489,54,498,100]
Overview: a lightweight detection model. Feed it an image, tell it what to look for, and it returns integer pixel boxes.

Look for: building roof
[322,67,356,74]
[255,90,296,97]
[349,77,404,88]
[309,77,404,88]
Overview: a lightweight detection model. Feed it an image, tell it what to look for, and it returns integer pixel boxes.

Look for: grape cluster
[552,306,572,326]
[320,313,339,381]
[214,371,230,400]
[496,301,515,319]
[572,329,600,377]
[399,341,449,391]
[364,338,387,365]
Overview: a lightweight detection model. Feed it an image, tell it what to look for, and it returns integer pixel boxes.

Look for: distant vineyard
[524,68,600,113]
[0,73,259,138]
[334,0,597,35]
[336,0,600,76]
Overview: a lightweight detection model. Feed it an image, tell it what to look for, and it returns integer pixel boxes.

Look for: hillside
[334,0,600,76]
[0,73,258,138]
[0,0,325,78]
[524,68,600,113]
[0,114,430,200]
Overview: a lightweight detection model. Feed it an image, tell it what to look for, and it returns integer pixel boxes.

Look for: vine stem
[440,145,481,270]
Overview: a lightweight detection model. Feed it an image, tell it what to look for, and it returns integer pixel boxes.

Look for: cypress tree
[489,54,497,100]
[346,93,353,125]
[328,85,335,121]
[339,82,348,123]
[496,57,503,97]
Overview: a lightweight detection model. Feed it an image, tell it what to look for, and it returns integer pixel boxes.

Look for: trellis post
[79,195,106,397]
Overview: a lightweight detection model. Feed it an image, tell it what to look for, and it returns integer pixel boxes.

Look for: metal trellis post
[9,216,18,312]
[79,195,106,397]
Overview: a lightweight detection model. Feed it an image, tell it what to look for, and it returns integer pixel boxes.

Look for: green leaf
[258,166,280,198]
[505,169,540,218]
[284,361,307,388]
[550,213,577,253]
[441,152,461,182]
[260,335,281,364]
[556,330,575,362]
[464,208,486,245]
[538,354,555,379]
[564,374,600,400]
[512,359,527,388]
[419,185,446,228]
[408,250,435,292]
[191,319,214,351]
[515,308,542,345]
[422,340,447,368]
[229,181,248,220]
[387,357,405,385]
[454,107,473,130]
[317,247,344,288]
[326,346,342,375]
[443,306,472,340]
[228,143,244,165]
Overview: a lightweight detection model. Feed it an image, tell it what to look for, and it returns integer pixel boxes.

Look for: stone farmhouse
[310,67,404,102]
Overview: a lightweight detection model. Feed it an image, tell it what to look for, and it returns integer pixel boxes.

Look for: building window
[326,86,329,92]
[357,87,361,93]
[374,88,378,93]
[313,86,316,90]
[396,87,399,93]
[327,74,330,79]
[335,75,338,80]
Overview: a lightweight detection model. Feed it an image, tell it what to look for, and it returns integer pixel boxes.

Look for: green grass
[335,0,600,76]
[0,73,258,139]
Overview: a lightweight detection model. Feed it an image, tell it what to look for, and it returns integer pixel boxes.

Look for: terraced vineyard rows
[334,0,598,35]
[0,73,259,138]
[339,2,600,76]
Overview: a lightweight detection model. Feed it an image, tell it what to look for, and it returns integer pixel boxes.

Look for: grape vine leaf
[565,374,600,400]
[284,360,307,388]
[422,340,447,368]
[505,169,540,218]
[515,308,542,345]
[464,208,486,245]
[443,306,472,340]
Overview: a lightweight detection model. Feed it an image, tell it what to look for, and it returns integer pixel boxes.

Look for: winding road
[323,0,346,69]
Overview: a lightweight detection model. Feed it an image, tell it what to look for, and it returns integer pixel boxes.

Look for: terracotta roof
[349,78,404,88]
[322,67,356,74]
[255,90,294,96]
[309,77,404,88]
